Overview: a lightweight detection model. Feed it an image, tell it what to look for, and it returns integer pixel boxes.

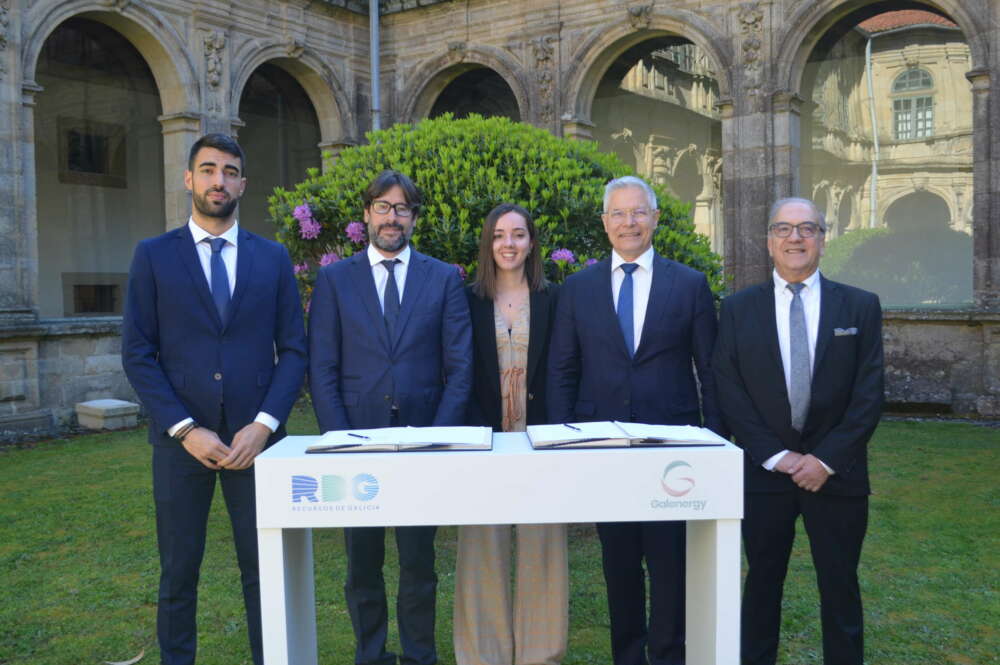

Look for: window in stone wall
[590,36,723,252]
[892,68,934,140]
[800,9,972,308]
[34,17,165,319]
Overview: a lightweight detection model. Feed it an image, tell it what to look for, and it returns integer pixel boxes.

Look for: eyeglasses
[606,208,651,222]
[370,200,417,217]
[768,222,825,238]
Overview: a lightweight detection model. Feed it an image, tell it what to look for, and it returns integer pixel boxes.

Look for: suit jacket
[547,252,722,433]
[309,248,473,432]
[122,225,307,446]
[712,275,884,496]
[466,283,558,429]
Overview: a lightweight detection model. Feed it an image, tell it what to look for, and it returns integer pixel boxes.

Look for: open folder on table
[306,425,493,453]
[526,421,728,449]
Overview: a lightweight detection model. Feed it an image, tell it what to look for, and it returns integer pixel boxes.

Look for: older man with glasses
[713,197,884,665]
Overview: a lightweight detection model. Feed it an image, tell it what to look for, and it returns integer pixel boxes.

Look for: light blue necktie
[788,282,810,431]
[617,263,638,358]
[207,237,231,324]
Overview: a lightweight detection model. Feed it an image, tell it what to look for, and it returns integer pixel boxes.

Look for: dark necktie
[382,259,401,338]
[788,282,810,431]
[617,263,638,358]
[207,237,231,324]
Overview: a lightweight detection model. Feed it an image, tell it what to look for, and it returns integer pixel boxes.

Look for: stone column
[158,112,202,230]
[966,68,997,309]
[560,115,594,142]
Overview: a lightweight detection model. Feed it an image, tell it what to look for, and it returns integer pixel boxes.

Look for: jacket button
[214,373,222,381]
[624,399,630,405]
[528,393,534,400]
[384,395,391,401]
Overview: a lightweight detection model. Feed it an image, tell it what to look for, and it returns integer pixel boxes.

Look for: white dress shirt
[764,268,834,474]
[368,243,410,311]
[168,218,278,437]
[610,246,655,354]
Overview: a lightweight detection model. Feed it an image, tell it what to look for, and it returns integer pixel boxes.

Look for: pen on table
[562,423,581,431]
[347,432,370,439]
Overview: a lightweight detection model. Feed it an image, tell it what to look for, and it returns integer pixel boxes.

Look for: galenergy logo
[651,460,706,510]
[661,460,695,497]
[291,473,380,509]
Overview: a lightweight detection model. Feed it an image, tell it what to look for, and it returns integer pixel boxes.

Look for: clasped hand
[181,422,270,471]
[774,451,829,492]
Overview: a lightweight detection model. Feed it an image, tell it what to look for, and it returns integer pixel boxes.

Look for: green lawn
[0,412,996,664]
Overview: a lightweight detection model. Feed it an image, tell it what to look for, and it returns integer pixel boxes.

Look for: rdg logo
[291,474,380,503]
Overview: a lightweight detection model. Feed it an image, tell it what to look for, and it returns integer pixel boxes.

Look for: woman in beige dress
[454,203,567,665]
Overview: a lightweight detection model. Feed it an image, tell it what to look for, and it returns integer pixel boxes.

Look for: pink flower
[550,248,576,264]
[452,263,467,280]
[298,217,321,240]
[346,221,367,244]
[292,203,314,223]
[293,262,309,275]
[319,252,340,266]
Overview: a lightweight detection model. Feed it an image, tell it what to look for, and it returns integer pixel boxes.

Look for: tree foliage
[267,115,722,305]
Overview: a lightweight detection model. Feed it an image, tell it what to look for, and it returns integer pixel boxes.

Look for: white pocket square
[833,327,858,336]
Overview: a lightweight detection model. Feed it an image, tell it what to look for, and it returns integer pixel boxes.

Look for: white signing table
[256,433,743,665]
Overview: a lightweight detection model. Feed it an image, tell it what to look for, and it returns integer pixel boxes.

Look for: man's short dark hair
[363,170,423,218]
[187,133,246,176]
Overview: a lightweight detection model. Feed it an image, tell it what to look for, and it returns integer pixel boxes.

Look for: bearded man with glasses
[713,197,884,665]
[309,170,473,665]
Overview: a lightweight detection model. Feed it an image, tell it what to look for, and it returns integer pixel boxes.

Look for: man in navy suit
[712,198,883,665]
[548,175,722,665]
[122,133,307,665]
[309,170,473,665]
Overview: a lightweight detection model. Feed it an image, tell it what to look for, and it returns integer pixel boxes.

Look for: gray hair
[768,197,826,231]
[603,176,658,213]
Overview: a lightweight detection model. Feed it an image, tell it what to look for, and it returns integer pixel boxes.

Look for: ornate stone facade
[0,0,997,436]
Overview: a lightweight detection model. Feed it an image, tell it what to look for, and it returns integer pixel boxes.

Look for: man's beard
[370,222,409,253]
[193,189,239,219]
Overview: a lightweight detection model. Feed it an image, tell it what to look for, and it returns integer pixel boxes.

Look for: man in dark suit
[122,133,307,665]
[309,170,473,665]
[712,197,884,665]
[548,175,722,665]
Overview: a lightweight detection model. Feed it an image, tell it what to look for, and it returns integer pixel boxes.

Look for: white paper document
[306,426,493,453]
[526,421,728,449]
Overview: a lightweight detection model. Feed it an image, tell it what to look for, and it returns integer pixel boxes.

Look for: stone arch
[776,0,989,96]
[562,8,734,127]
[231,45,354,143]
[399,45,531,123]
[23,1,199,115]
[880,187,953,231]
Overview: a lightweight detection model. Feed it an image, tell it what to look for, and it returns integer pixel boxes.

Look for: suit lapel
[471,292,502,409]
[226,228,255,329]
[812,276,842,377]
[757,281,786,398]
[635,254,674,359]
[526,288,549,389]
[392,249,430,348]
[174,226,223,328]
[348,252,391,351]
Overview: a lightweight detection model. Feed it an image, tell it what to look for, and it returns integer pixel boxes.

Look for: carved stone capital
[627,4,654,30]
[738,2,763,34]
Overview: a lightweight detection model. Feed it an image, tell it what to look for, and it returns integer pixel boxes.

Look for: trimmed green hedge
[267,115,722,305]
